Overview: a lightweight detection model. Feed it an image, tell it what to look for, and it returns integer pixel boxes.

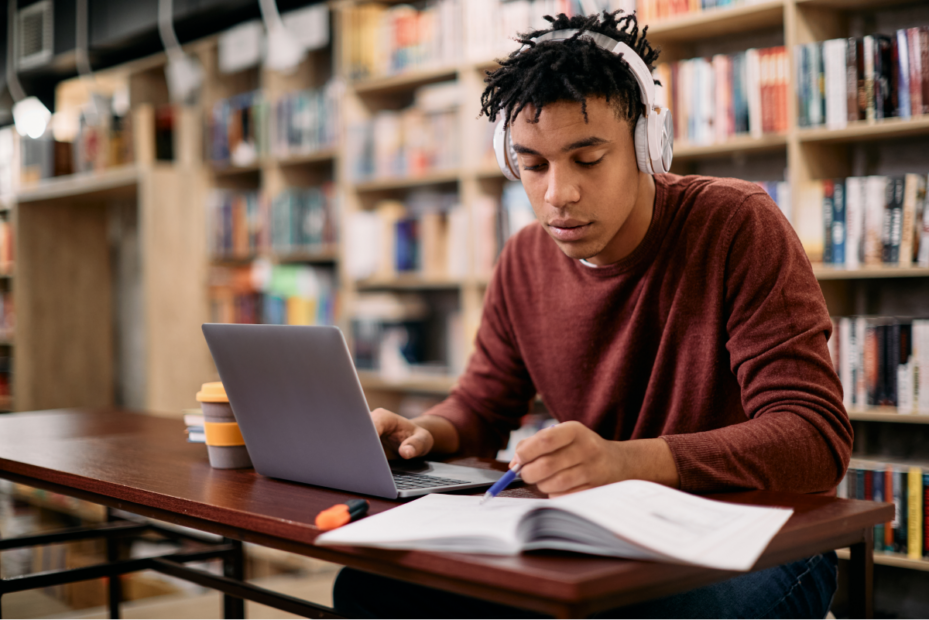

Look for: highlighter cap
[196,382,229,403]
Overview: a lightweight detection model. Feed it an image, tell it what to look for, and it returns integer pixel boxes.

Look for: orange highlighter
[316,499,370,531]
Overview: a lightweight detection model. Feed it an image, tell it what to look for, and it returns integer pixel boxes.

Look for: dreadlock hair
[480,10,660,131]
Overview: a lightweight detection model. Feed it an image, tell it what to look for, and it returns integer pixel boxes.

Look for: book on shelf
[798,27,929,131]
[636,0,768,24]
[346,192,464,281]
[840,459,927,559]
[829,316,929,414]
[795,174,929,267]
[209,263,337,327]
[317,479,794,572]
[210,91,268,167]
[0,219,13,275]
[657,45,786,148]
[348,81,459,182]
[0,291,14,341]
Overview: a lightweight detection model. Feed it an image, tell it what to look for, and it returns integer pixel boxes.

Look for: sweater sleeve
[662,192,853,494]
[424,247,537,457]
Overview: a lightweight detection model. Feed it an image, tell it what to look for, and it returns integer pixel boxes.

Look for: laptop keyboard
[391,471,470,490]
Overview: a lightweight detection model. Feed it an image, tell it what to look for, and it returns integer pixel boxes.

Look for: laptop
[201,323,504,498]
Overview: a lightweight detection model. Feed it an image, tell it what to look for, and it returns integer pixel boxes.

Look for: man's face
[509,96,650,266]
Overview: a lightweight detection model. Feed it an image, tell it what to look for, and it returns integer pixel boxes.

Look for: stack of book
[755,181,792,224]
[636,0,759,24]
[209,263,338,327]
[207,185,340,259]
[795,174,928,267]
[796,29,929,130]
[829,317,929,414]
[184,411,205,444]
[348,82,460,182]
[72,107,134,174]
[839,459,927,558]
[657,46,789,146]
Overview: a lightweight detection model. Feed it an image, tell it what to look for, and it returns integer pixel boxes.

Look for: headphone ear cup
[633,115,652,174]
[493,120,520,181]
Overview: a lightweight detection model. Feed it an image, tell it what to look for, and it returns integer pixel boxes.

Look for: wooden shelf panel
[210,162,262,177]
[352,67,458,96]
[647,0,785,44]
[673,134,787,160]
[353,170,460,192]
[797,115,929,145]
[210,150,338,175]
[358,370,457,394]
[836,548,929,572]
[812,265,929,280]
[796,0,917,9]
[211,248,339,266]
[848,408,929,424]
[355,275,468,290]
[15,166,140,204]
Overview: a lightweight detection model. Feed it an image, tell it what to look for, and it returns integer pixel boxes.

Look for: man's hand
[513,421,680,497]
[370,409,461,459]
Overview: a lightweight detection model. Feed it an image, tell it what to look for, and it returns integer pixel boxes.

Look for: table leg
[106,508,122,619]
[848,529,874,619]
[222,538,245,619]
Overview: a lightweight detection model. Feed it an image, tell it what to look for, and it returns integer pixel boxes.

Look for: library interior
[0,0,928,618]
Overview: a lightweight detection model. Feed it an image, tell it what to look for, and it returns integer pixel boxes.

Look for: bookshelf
[835,548,929,572]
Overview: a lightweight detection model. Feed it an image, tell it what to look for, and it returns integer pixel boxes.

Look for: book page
[316,494,546,554]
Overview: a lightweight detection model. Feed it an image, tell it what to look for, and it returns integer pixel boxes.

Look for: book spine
[887,466,896,550]
[823,179,834,264]
[890,177,905,264]
[873,466,885,551]
[921,28,929,116]
[897,30,911,119]
[895,469,908,553]
[848,38,863,121]
[864,36,876,122]
[924,472,929,558]
[865,176,887,265]
[865,319,879,406]
[899,322,914,414]
[908,28,924,115]
[901,173,919,266]
[846,177,863,269]
[909,467,923,559]
[798,44,810,128]
[833,180,846,265]
[918,175,929,267]
[840,317,853,406]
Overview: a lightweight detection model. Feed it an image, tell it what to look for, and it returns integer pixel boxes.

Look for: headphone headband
[522,29,655,109]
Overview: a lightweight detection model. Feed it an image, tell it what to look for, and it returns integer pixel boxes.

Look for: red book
[761,48,773,134]
[921,28,929,115]
[864,468,873,500]
[908,28,923,115]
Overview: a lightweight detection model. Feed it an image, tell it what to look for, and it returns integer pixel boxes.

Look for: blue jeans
[332,551,838,619]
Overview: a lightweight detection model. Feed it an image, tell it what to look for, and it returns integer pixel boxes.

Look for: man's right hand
[371,408,435,459]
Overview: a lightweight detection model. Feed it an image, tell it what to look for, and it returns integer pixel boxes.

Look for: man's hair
[479,11,660,129]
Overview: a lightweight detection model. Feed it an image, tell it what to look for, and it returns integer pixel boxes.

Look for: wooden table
[0,409,892,618]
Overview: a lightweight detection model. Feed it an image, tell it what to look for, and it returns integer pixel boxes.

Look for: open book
[316,480,793,571]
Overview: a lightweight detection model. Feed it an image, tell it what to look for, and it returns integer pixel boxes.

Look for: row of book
[208,82,341,167]
[656,46,789,146]
[635,0,761,24]
[828,317,929,413]
[796,29,929,131]
[207,185,339,259]
[838,460,926,558]
[208,263,338,327]
[343,0,595,79]
[347,82,459,181]
[755,181,792,225]
[795,174,928,267]
[0,220,13,275]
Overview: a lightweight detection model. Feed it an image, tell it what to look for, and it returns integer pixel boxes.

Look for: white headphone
[493,29,674,181]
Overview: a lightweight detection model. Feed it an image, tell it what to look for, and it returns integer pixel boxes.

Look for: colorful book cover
[896,29,912,119]
[887,466,896,550]
[847,37,863,121]
[823,179,835,264]
[832,180,846,266]
[909,467,923,559]
[873,467,885,551]
[895,468,908,553]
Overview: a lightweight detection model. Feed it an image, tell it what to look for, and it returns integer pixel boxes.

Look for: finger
[513,423,575,466]
[519,443,584,486]
[534,463,591,496]
[370,408,396,437]
[548,484,594,498]
[399,425,433,459]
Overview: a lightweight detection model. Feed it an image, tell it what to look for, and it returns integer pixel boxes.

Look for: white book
[916,175,929,267]
[864,176,888,265]
[855,316,868,406]
[746,49,763,139]
[317,480,793,572]
[845,177,864,269]
[824,39,848,130]
[916,321,929,414]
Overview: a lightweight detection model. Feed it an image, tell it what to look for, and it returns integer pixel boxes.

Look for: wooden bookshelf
[646,0,785,44]
[355,275,467,291]
[353,170,461,193]
[16,165,140,203]
[812,266,929,280]
[797,115,929,145]
[357,370,457,395]
[276,149,338,167]
[836,549,929,572]
[847,408,929,424]
[352,66,459,96]
[673,134,788,160]
[210,162,262,177]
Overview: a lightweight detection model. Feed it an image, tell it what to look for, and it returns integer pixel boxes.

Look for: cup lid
[196,382,228,403]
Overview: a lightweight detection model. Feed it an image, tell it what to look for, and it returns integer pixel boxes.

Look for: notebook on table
[202,323,503,499]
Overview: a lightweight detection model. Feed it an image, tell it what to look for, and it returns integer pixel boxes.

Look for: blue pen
[479,464,522,505]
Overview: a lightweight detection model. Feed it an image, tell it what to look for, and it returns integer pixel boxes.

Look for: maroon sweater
[427,174,853,494]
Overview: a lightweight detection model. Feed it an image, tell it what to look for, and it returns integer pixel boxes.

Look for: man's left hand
[513,421,680,497]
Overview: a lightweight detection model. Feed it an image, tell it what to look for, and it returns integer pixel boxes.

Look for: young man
[335,10,852,618]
